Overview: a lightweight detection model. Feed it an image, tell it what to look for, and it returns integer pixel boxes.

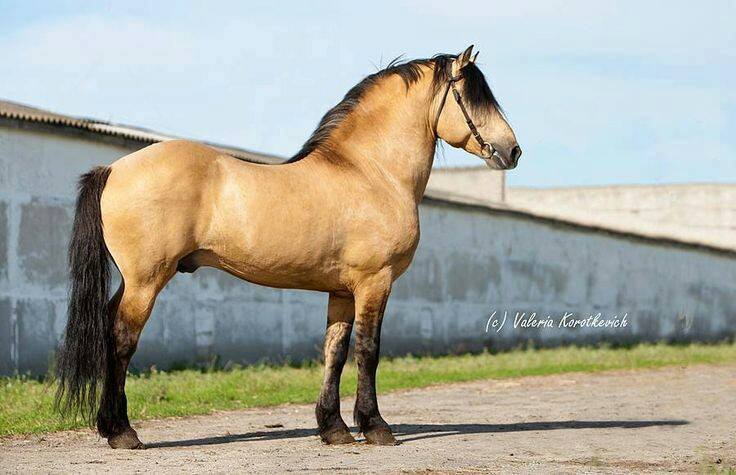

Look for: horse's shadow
[146,419,688,449]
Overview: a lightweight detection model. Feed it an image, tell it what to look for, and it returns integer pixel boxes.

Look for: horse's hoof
[319,427,356,445]
[363,425,398,446]
[107,428,145,450]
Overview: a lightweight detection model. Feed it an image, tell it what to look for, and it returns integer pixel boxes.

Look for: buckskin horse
[56,45,521,449]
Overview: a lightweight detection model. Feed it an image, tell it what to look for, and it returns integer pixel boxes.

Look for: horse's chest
[388,221,420,259]
[343,209,420,275]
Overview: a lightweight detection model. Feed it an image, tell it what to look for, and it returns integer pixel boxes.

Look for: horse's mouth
[483,151,516,170]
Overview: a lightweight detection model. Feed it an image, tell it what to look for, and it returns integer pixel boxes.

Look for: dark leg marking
[316,294,356,444]
[96,287,145,449]
[353,285,396,445]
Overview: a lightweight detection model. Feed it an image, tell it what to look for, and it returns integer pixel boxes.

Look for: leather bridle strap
[449,77,495,158]
[435,73,507,168]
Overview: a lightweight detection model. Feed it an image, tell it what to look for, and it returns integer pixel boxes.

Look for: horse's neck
[324,77,436,202]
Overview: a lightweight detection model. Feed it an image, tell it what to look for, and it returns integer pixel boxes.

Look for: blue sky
[1,0,734,187]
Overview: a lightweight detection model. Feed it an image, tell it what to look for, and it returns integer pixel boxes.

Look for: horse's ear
[452,45,474,77]
[470,51,479,64]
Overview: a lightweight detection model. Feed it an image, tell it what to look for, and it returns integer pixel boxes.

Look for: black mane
[287,54,501,163]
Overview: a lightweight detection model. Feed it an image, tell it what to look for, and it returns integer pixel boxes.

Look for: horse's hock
[2,101,736,376]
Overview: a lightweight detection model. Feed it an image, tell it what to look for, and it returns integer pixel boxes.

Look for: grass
[1,342,735,437]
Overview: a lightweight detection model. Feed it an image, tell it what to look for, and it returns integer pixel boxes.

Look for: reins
[435,71,508,168]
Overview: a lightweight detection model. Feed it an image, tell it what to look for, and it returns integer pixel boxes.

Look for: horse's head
[435,45,521,170]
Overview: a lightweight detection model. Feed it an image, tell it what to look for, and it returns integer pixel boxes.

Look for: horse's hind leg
[97,273,172,449]
[316,293,356,444]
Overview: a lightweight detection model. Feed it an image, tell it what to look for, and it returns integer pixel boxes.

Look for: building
[427,165,505,203]
[1,99,734,376]
[507,184,736,251]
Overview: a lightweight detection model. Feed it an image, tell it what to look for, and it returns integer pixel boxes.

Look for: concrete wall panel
[16,298,60,374]
[0,201,7,283]
[18,200,72,290]
[0,298,13,374]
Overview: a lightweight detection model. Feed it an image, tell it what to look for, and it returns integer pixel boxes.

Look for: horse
[55,45,521,449]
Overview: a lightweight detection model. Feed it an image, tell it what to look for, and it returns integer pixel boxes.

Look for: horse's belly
[204,214,345,292]
[213,251,344,292]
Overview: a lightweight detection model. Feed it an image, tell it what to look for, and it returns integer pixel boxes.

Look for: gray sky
[1,0,734,187]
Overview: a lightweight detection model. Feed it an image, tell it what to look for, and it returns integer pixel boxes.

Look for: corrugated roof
[0,99,283,164]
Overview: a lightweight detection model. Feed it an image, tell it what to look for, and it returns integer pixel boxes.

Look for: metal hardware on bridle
[435,72,508,169]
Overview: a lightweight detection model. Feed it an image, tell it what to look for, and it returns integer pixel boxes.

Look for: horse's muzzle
[482,148,511,170]
[482,144,521,170]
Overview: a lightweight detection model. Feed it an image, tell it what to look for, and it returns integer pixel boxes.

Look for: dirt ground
[2,364,735,474]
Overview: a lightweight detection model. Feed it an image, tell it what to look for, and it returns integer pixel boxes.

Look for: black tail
[55,166,113,424]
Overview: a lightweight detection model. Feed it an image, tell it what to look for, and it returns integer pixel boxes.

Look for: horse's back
[109,139,222,182]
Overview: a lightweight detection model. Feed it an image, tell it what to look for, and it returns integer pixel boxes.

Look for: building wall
[1,126,735,375]
[427,166,505,203]
[507,184,736,250]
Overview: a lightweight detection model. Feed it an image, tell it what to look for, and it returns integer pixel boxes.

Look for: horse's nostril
[510,145,522,163]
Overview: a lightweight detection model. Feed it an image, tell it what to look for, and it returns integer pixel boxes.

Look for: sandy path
[2,364,735,473]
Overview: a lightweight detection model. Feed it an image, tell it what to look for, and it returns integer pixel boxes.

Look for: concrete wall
[427,166,505,203]
[508,184,736,251]
[2,125,735,376]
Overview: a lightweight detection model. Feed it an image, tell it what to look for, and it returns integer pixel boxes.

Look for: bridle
[435,72,509,169]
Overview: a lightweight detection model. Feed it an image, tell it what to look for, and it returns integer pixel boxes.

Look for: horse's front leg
[352,274,397,445]
[316,293,356,444]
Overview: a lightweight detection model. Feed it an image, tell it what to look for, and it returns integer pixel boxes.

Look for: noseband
[436,73,508,169]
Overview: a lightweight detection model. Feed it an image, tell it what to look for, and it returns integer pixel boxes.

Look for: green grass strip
[1,343,734,437]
